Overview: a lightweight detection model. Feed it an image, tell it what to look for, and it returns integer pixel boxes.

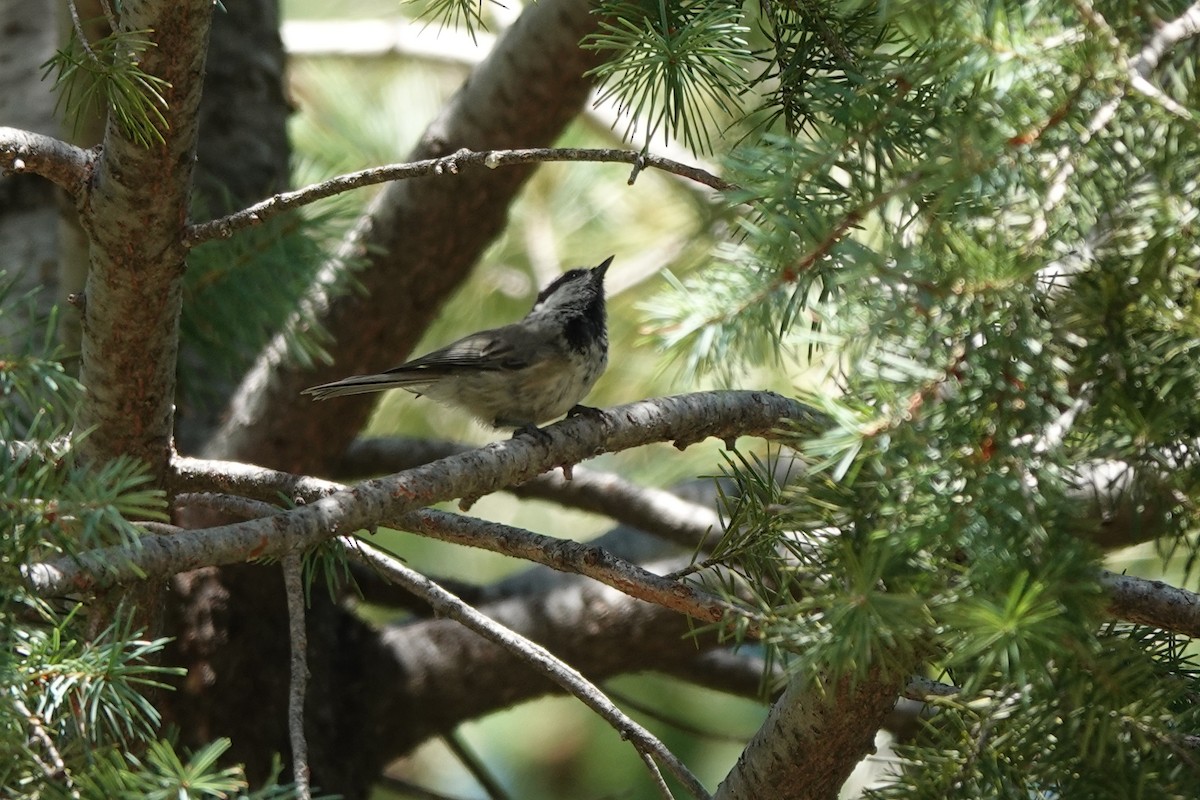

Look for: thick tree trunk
[75,0,214,479]
[194,0,290,211]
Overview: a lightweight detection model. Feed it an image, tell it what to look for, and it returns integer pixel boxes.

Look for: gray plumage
[303,257,612,429]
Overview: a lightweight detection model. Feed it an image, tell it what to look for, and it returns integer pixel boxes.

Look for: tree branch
[1099,570,1200,637]
[1039,0,1200,236]
[399,508,754,631]
[185,147,734,246]
[1128,1,1200,117]
[0,127,93,197]
[713,668,905,800]
[26,391,814,595]
[282,552,312,800]
[170,482,752,632]
[441,731,512,800]
[340,436,723,549]
[23,394,1200,645]
[1134,2,1200,74]
[12,696,77,798]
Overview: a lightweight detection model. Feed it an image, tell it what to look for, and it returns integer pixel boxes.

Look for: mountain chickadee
[303,256,613,432]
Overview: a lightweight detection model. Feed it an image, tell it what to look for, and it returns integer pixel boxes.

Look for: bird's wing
[385,326,530,373]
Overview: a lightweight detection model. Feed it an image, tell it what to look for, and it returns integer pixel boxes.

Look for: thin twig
[66,0,102,64]
[640,751,676,800]
[400,508,758,634]
[606,687,756,743]
[176,492,281,519]
[442,732,512,800]
[97,0,119,32]
[184,147,736,246]
[13,697,79,799]
[282,551,312,800]
[345,539,712,800]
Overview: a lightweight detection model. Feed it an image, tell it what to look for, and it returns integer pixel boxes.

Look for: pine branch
[1128,0,1200,117]
[1100,570,1200,638]
[339,436,722,549]
[0,127,94,197]
[26,391,814,594]
[17,418,1200,643]
[1039,0,1200,237]
[185,147,734,246]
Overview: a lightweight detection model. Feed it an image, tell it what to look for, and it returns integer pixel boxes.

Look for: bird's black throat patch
[563,297,606,354]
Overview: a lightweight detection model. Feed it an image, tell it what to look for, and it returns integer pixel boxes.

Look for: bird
[303,256,613,433]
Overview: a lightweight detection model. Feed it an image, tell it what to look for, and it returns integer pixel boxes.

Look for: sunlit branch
[185,147,737,246]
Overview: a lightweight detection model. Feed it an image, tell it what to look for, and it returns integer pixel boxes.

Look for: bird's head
[529,256,612,317]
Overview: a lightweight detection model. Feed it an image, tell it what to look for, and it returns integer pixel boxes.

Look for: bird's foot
[566,404,605,420]
[512,423,552,445]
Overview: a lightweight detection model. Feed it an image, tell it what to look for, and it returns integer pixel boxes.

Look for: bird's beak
[594,255,614,278]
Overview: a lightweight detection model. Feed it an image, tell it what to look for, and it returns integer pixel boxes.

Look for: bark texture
[715,670,903,800]
[75,0,214,479]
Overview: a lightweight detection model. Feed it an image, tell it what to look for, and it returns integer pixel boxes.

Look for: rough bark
[715,669,904,800]
[205,0,606,474]
[74,0,214,479]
